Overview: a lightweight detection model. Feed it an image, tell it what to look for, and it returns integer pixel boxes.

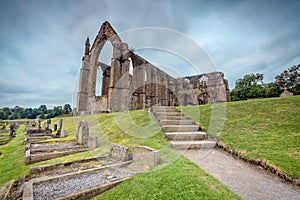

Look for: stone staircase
[152,106,216,150]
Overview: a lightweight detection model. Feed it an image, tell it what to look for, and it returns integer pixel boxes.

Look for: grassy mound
[179,96,300,178]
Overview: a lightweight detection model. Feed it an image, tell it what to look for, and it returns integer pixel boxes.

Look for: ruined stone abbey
[76,21,230,113]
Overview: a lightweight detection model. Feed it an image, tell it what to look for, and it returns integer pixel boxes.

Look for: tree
[230,73,267,101]
[0,110,7,120]
[39,114,46,119]
[63,104,72,114]
[275,64,300,95]
[24,108,33,119]
[51,106,64,117]
[13,106,24,119]
[38,105,48,115]
[2,107,11,116]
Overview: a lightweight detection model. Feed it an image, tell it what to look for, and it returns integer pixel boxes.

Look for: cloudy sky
[0,0,299,108]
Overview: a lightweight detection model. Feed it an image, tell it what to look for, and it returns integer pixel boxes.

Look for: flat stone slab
[32,162,134,200]
[162,125,199,132]
[160,120,196,125]
[165,132,206,140]
[157,116,190,121]
[170,140,216,149]
[26,143,89,164]
[179,149,300,200]
[154,112,183,116]
[30,156,118,178]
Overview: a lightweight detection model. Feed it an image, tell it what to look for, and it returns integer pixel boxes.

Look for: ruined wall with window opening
[76,21,230,114]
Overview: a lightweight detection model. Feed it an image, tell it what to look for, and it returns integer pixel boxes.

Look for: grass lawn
[0,125,30,186]
[95,156,240,200]
[0,110,240,200]
[179,96,300,178]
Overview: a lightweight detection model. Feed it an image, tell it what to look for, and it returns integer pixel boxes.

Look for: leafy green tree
[52,106,64,117]
[63,104,72,114]
[0,110,7,120]
[265,82,280,97]
[230,73,267,101]
[13,106,24,119]
[24,108,33,119]
[38,105,48,115]
[275,64,300,95]
[39,114,46,119]
[2,107,11,116]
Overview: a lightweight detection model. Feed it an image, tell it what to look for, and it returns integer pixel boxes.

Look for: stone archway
[77,21,132,113]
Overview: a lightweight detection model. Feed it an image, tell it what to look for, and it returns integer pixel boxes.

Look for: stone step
[160,120,196,125]
[165,132,206,140]
[170,140,216,149]
[157,116,190,121]
[152,107,177,112]
[152,106,175,109]
[155,112,183,116]
[162,125,199,132]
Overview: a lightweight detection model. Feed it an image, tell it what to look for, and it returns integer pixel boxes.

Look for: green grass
[95,156,240,200]
[0,110,240,199]
[179,96,300,178]
[0,125,30,185]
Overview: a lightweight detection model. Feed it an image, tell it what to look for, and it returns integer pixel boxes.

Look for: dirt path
[179,149,300,200]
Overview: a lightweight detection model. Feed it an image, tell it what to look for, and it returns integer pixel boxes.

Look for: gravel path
[179,149,300,200]
[33,167,134,200]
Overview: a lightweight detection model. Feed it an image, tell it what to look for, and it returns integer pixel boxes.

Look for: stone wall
[76,21,230,114]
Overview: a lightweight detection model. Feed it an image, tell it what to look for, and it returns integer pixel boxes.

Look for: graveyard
[0,95,299,199]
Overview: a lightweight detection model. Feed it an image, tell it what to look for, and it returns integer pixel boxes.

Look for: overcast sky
[0,0,299,108]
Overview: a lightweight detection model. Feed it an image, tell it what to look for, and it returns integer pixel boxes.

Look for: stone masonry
[76,21,230,113]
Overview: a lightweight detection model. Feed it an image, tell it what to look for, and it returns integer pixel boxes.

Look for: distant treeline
[230,64,300,101]
[0,104,72,120]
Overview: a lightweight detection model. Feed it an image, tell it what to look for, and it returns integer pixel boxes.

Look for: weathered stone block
[76,120,89,145]
[132,146,160,168]
[109,143,132,161]
[25,149,31,165]
[88,136,99,150]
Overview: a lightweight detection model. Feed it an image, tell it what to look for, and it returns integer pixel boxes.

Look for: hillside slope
[179,96,300,178]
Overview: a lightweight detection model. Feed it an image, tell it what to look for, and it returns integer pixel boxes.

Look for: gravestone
[58,119,63,134]
[76,120,89,145]
[53,124,57,132]
[109,143,132,161]
[46,119,51,130]
[61,130,66,137]
[88,136,99,149]
[35,119,41,129]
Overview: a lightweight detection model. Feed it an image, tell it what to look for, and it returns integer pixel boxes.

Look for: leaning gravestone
[76,120,89,145]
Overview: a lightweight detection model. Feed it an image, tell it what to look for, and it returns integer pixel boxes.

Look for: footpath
[179,149,300,200]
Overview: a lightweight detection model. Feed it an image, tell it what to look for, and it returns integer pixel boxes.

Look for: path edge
[217,141,300,187]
